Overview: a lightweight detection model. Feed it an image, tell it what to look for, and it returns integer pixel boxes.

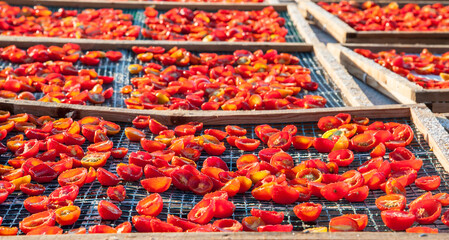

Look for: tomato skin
[350,133,376,152]
[188,174,213,195]
[125,127,145,142]
[49,185,79,202]
[267,131,292,151]
[97,168,120,186]
[406,226,438,234]
[293,202,322,222]
[29,163,58,183]
[250,209,284,225]
[24,196,49,213]
[27,226,63,235]
[344,214,368,231]
[320,182,350,202]
[89,225,117,234]
[235,138,260,151]
[442,209,449,227]
[107,185,126,202]
[19,210,56,234]
[20,183,45,196]
[213,219,243,232]
[317,116,342,131]
[132,215,154,232]
[141,177,172,193]
[116,163,143,182]
[98,200,122,220]
[136,193,163,217]
[115,222,132,233]
[111,148,128,159]
[167,214,200,231]
[409,199,441,224]
[141,138,166,153]
[81,151,110,169]
[0,226,18,236]
[329,216,358,232]
[271,184,299,204]
[328,149,354,167]
[188,199,215,224]
[55,206,81,226]
[345,185,369,202]
[58,168,87,187]
[257,224,293,232]
[415,176,440,191]
[313,138,334,153]
[381,210,416,231]
[242,216,265,231]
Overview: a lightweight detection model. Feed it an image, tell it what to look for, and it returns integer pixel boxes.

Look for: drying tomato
[329,216,358,232]
[235,138,260,151]
[97,168,120,186]
[225,125,247,136]
[19,210,56,234]
[313,138,334,153]
[406,226,438,234]
[242,216,265,231]
[293,202,322,222]
[27,226,63,235]
[125,127,145,142]
[49,185,79,202]
[55,205,81,225]
[105,51,122,62]
[320,182,350,201]
[188,175,213,195]
[24,196,49,213]
[381,210,415,231]
[350,133,376,152]
[409,199,441,224]
[116,163,143,182]
[345,185,369,202]
[267,131,292,151]
[318,116,342,131]
[136,193,163,217]
[15,139,39,158]
[89,225,117,234]
[81,152,110,168]
[327,149,354,167]
[257,224,293,232]
[141,177,172,193]
[250,209,284,225]
[20,183,45,196]
[58,168,87,187]
[107,185,126,202]
[188,199,215,224]
[111,148,128,159]
[98,200,122,220]
[213,219,243,232]
[0,226,18,236]
[30,163,58,183]
[115,222,132,233]
[415,176,440,191]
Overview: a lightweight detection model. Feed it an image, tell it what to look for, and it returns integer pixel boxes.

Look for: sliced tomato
[107,185,126,202]
[188,199,215,224]
[98,200,122,220]
[320,182,350,201]
[409,199,441,224]
[97,168,120,186]
[55,205,81,226]
[141,177,172,193]
[293,202,322,222]
[19,210,56,234]
[381,210,415,231]
[415,176,440,191]
[136,193,163,217]
[329,216,358,232]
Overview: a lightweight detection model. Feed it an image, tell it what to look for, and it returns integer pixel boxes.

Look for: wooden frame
[2,102,449,238]
[327,43,449,112]
[0,40,373,111]
[299,0,449,44]
[2,0,320,45]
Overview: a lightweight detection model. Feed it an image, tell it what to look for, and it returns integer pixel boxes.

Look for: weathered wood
[302,0,449,44]
[328,43,449,111]
[304,0,447,4]
[0,99,413,125]
[342,43,449,54]
[300,1,356,43]
[4,0,288,11]
[411,106,449,172]
[313,44,373,107]
[287,4,320,44]
[0,36,313,52]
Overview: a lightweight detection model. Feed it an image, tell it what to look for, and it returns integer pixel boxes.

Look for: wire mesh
[0,116,448,234]
[0,49,345,108]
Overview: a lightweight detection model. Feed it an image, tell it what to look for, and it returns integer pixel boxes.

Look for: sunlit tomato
[271,184,299,205]
[442,209,449,227]
[343,214,368,231]
[16,139,39,158]
[107,185,126,202]
[140,138,166,153]
[98,200,122,220]
[89,225,117,234]
[188,199,215,225]
[318,116,342,131]
[87,140,113,152]
[188,174,213,195]
[409,199,441,224]
[270,152,293,171]
[389,147,421,171]
[415,176,440,191]
[167,215,200,231]
[10,175,31,190]
[345,185,369,202]
[235,138,260,151]
[27,226,63,235]
[213,219,243,232]
[116,163,143,182]
[406,226,438,234]
[55,205,81,226]
[97,168,120,186]
[58,168,87,187]
[329,216,358,232]
[203,142,226,156]
[80,152,110,169]
[250,209,284,225]
[141,177,172,193]
[136,193,163,217]
[30,163,58,183]
[242,216,265,232]
[49,185,79,202]
[0,226,18,236]
[115,222,132,233]
[24,196,49,213]
[390,168,417,187]
[267,132,292,151]
[20,183,45,196]
[85,167,96,183]
[292,136,314,150]
[293,202,322,222]
[370,142,386,158]
[328,149,354,167]
[313,138,334,153]
[257,224,293,232]
[433,193,449,206]
[99,121,121,135]
[321,182,349,202]
[105,51,122,62]
[19,210,56,234]
[66,227,87,234]
[409,192,433,210]
[381,210,415,231]
[149,119,168,135]
[350,133,376,152]
[111,148,128,159]
[225,125,247,136]
[150,219,183,232]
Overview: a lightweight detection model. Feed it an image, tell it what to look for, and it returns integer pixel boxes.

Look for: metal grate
[0,116,448,233]
[38,6,303,42]
[0,50,345,108]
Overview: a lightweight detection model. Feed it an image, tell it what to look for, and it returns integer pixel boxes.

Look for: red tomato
[24,196,49,213]
[167,215,200,231]
[293,202,322,222]
[141,177,172,193]
[406,226,438,234]
[225,125,247,136]
[329,216,358,232]
[320,182,350,201]
[58,168,87,187]
[97,168,120,186]
[409,199,441,224]
[89,225,117,234]
[49,185,79,202]
[0,226,18,236]
[213,219,243,232]
[188,174,213,195]
[27,226,63,235]
[344,214,368,231]
[317,116,342,131]
[313,138,334,153]
[328,149,354,167]
[257,224,293,232]
[242,216,265,231]
[98,200,122,220]
[381,210,415,231]
[115,222,132,233]
[107,185,126,202]
[19,210,56,234]
[141,138,166,152]
[350,133,376,152]
[415,176,440,191]
[250,209,284,225]
[116,163,143,182]
[271,184,299,204]
[188,199,215,224]
[20,183,45,196]
[124,127,145,142]
[345,185,369,202]
[267,131,292,151]
[111,147,128,159]
[235,138,260,151]
[442,209,449,227]
[136,193,163,217]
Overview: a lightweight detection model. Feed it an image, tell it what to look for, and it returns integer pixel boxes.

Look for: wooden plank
[308,0,447,4]
[287,4,320,44]
[431,102,449,113]
[0,99,414,126]
[411,106,449,172]
[313,45,373,107]
[6,231,449,240]
[0,36,313,52]
[4,0,288,11]
[300,1,355,43]
[342,43,449,54]
[327,43,421,104]
[350,32,449,44]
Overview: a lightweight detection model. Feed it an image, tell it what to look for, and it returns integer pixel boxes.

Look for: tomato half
[328,149,354,167]
[19,210,56,233]
[415,176,440,191]
[188,199,215,224]
[136,193,163,217]
[55,205,81,225]
[329,216,358,232]
[98,200,122,220]
[97,168,120,186]
[141,177,172,193]
[409,199,441,224]
[293,202,322,222]
[381,210,415,231]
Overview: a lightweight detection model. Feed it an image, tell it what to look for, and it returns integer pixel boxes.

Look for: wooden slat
[313,45,373,107]
[308,0,447,4]
[342,43,449,54]
[300,1,355,43]
[350,32,449,44]
[411,106,449,172]
[6,231,449,240]
[0,36,313,52]
[287,4,320,44]
[0,98,413,125]
[327,43,420,104]
[4,0,288,11]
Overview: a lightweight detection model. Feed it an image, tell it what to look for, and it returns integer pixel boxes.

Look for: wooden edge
[411,106,449,173]
[287,4,320,45]
[5,232,449,240]
[310,0,446,4]
[5,0,288,11]
[327,43,420,104]
[430,102,449,113]
[313,44,373,107]
[341,43,449,54]
[0,36,313,52]
[0,98,416,125]
[301,1,356,43]
[356,31,449,38]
